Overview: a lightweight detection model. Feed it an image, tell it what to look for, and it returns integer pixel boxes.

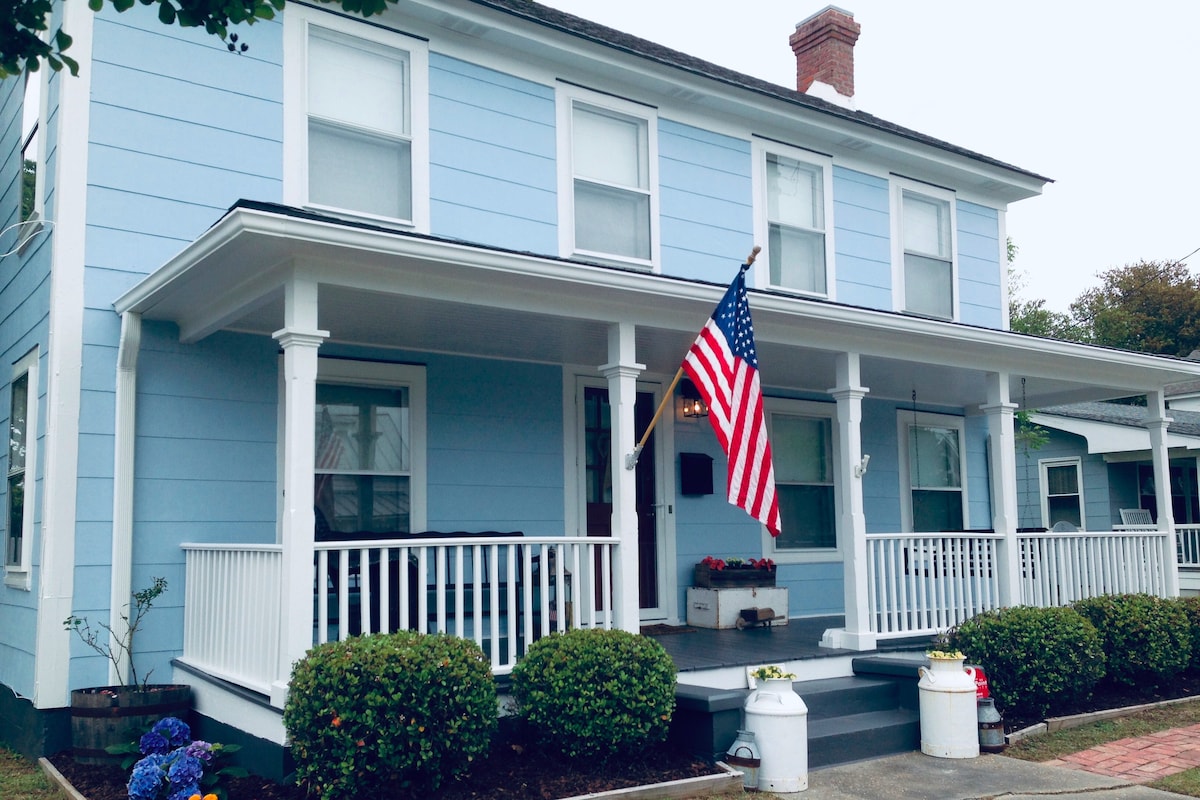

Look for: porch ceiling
[116,203,1200,411]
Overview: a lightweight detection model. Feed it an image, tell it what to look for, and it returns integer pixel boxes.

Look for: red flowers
[700,556,775,571]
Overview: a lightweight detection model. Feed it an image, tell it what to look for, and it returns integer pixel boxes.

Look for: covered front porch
[112,202,1200,733]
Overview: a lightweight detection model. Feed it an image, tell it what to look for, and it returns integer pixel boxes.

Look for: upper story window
[753,139,833,297]
[898,411,966,532]
[764,399,839,563]
[893,180,957,320]
[5,348,39,589]
[20,69,43,228]
[283,7,429,230]
[314,360,426,537]
[557,87,658,268]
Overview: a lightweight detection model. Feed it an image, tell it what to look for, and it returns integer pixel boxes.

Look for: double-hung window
[766,400,838,560]
[894,181,956,319]
[20,68,43,228]
[284,8,429,229]
[6,348,38,587]
[754,139,832,296]
[314,361,425,537]
[899,412,966,532]
[1040,458,1084,529]
[558,88,658,267]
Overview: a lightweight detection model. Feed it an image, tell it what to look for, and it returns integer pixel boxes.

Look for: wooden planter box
[693,564,776,588]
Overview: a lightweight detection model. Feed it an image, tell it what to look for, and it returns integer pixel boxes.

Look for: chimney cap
[796,5,856,28]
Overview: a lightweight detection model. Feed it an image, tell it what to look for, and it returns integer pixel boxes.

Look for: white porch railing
[313,536,615,673]
[181,536,616,695]
[181,543,283,696]
[1178,525,1200,568]
[1018,529,1171,606]
[866,532,1004,639]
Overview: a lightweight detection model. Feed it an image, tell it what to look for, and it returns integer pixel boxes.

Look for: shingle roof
[472,0,1051,183]
[1039,401,1200,437]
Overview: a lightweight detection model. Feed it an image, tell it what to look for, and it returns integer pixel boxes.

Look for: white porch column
[601,322,644,633]
[822,353,874,651]
[983,373,1021,607]
[1145,390,1179,597]
[271,279,328,706]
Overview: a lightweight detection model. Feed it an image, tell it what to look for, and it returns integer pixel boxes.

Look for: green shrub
[283,631,496,799]
[511,628,676,760]
[948,606,1105,720]
[1176,596,1200,671]
[1074,593,1191,687]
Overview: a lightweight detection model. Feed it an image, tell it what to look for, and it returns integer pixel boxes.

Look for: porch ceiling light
[680,378,709,418]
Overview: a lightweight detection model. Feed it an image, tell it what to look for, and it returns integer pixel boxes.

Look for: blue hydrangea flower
[139,729,170,755]
[127,753,168,800]
[167,784,201,800]
[152,716,192,747]
[167,751,204,787]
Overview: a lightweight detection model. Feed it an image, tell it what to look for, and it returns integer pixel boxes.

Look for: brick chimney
[790,6,861,103]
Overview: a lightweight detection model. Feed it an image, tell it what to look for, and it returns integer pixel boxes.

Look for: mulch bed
[1003,671,1200,733]
[47,723,718,800]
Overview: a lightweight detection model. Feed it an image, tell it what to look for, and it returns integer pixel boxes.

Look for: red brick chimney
[790,6,861,101]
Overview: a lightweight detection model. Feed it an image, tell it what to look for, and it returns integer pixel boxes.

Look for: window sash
[574,180,651,260]
[20,72,41,223]
[772,412,835,550]
[570,101,652,262]
[572,104,647,189]
[1043,462,1083,528]
[769,224,826,294]
[904,253,953,319]
[906,421,964,533]
[6,371,29,568]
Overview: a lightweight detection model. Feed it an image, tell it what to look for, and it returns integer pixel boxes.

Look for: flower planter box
[693,564,776,588]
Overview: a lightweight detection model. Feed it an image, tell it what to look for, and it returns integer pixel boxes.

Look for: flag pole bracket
[624,445,643,471]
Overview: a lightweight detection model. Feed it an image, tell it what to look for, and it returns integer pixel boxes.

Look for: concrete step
[809,707,922,768]
[797,675,906,720]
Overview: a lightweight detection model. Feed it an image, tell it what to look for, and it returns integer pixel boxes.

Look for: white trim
[555,84,660,270]
[896,410,968,532]
[1039,457,1085,530]
[34,0,93,709]
[108,313,141,685]
[751,137,835,300]
[315,358,427,532]
[891,177,959,321]
[763,397,840,564]
[282,5,430,233]
[4,347,40,589]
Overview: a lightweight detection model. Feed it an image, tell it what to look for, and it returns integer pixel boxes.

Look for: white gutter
[109,311,141,684]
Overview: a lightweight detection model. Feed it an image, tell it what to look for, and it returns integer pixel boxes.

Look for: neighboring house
[2,0,1199,766]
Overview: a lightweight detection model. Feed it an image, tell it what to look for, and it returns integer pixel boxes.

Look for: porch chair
[1119,508,1154,526]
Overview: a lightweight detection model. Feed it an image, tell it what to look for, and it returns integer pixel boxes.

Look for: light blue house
[2,0,1198,767]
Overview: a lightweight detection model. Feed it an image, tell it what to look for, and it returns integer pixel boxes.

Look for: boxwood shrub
[948,605,1104,720]
[1074,593,1191,687]
[283,631,496,799]
[511,628,676,761]
[1176,596,1200,671]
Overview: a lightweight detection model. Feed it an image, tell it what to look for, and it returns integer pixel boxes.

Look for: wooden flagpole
[624,246,760,470]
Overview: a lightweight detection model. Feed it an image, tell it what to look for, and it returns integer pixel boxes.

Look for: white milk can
[918,655,980,758]
[744,677,808,792]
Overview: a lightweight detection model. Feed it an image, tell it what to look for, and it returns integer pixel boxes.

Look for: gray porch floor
[643,615,860,673]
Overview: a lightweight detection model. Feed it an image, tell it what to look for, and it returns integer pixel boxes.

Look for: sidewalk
[1044,722,1200,783]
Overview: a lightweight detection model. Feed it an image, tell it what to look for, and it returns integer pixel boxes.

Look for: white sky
[540,1,1200,312]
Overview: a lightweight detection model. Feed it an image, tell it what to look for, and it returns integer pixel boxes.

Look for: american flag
[682,266,781,536]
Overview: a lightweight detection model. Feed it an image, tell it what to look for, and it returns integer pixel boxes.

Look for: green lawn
[0,747,69,798]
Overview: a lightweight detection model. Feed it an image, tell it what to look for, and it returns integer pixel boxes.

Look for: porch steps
[673,655,922,766]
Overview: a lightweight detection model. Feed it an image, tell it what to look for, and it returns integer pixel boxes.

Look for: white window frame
[282,6,430,232]
[897,410,968,533]
[315,359,427,533]
[762,398,840,564]
[1039,457,1085,531]
[556,84,659,270]
[751,138,834,299]
[891,178,958,320]
[18,67,46,247]
[5,347,39,589]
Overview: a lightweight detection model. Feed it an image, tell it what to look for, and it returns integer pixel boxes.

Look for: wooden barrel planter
[70,684,192,764]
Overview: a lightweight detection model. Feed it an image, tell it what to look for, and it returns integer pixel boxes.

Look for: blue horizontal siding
[429,54,556,252]
[957,200,1002,328]
[833,167,891,309]
[658,119,752,282]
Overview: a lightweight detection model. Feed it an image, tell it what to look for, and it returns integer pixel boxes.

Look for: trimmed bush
[511,628,676,760]
[283,631,496,799]
[1074,593,1191,687]
[949,605,1105,720]
[1176,596,1200,671]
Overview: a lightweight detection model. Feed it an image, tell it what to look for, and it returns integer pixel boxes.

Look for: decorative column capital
[979,401,1019,415]
[272,327,329,349]
[599,361,645,381]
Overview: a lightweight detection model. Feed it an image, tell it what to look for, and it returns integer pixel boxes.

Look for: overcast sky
[540,1,1200,312]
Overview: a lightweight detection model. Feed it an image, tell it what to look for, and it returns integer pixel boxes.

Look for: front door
[582,384,664,620]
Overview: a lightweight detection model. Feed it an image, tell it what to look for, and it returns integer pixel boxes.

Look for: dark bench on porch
[315,530,526,636]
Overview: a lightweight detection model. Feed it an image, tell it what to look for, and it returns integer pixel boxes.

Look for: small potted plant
[694,556,776,588]
[63,578,192,764]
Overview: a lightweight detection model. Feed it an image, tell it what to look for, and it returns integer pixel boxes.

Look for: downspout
[109,311,141,684]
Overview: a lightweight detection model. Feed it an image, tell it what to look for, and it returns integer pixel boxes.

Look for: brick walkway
[1044,722,1200,783]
